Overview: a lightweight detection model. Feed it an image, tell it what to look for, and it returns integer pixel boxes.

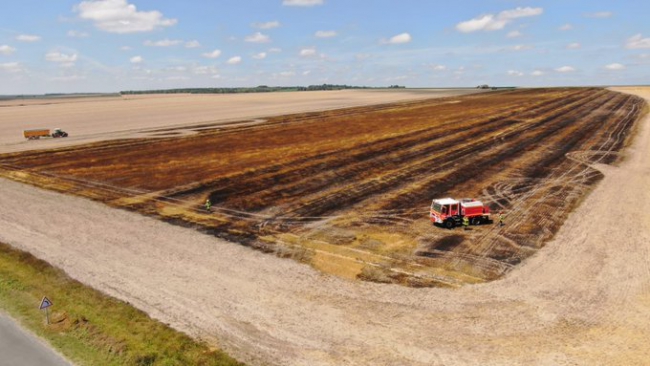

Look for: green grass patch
[0,242,243,366]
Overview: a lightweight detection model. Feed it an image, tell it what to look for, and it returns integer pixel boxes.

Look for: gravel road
[0,313,72,366]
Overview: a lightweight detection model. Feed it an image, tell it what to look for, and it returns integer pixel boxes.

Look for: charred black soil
[0,88,645,286]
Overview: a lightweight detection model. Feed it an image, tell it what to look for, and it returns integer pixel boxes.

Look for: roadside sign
[39,297,53,325]
[39,297,53,310]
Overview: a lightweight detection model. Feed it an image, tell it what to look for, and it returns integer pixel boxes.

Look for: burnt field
[0,88,646,286]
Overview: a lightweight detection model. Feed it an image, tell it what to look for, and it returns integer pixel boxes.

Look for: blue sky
[1,0,649,94]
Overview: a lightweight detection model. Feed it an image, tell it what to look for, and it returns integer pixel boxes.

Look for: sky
[1,0,649,94]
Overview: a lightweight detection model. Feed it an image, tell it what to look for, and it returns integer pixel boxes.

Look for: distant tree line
[0,93,120,101]
[295,84,371,91]
[120,84,405,95]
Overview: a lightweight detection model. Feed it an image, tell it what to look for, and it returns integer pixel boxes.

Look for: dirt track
[1,87,649,365]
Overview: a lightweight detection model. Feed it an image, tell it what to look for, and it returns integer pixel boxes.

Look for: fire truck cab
[430,197,491,229]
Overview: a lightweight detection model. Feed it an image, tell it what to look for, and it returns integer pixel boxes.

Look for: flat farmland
[0,87,645,286]
[0,89,475,154]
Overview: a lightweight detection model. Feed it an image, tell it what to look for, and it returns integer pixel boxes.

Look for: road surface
[0,313,71,366]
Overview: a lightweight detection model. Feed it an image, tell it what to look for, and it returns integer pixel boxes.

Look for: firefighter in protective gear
[499,212,504,226]
[205,198,212,212]
[462,216,470,230]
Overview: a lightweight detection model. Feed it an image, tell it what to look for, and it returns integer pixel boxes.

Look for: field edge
[0,241,244,366]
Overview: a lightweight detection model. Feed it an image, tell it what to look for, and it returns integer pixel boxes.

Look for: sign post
[39,297,53,325]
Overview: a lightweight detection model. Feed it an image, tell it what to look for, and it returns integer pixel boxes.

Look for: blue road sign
[39,297,52,310]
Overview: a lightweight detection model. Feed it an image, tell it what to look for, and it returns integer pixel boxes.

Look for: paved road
[0,313,71,366]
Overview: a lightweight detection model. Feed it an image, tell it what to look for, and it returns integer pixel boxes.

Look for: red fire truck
[430,197,491,229]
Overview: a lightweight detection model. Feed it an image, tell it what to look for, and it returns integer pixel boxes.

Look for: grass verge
[0,242,243,366]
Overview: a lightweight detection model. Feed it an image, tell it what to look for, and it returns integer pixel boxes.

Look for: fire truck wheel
[444,219,455,229]
[472,217,482,225]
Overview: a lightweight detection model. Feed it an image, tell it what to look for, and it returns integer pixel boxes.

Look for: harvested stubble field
[0,87,645,286]
[0,89,466,154]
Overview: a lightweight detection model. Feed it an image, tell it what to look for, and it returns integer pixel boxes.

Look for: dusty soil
[0,89,476,154]
[1,88,645,285]
[0,87,649,365]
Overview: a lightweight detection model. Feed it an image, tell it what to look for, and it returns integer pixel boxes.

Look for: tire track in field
[468,94,644,270]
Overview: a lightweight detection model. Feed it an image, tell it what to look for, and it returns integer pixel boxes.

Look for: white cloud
[499,7,544,19]
[456,7,543,33]
[0,45,16,55]
[46,52,78,64]
[144,39,182,47]
[302,70,311,76]
[605,63,625,70]
[16,34,41,42]
[356,53,371,61]
[507,30,522,38]
[185,40,201,48]
[559,24,573,31]
[165,66,187,72]
[130,55,143,63]
[279,71,295,77]
[457,15,506,33]
[300,47,317,57]
[510,44,533,51]
[268,47,282,53]
[120,46,132,51]
[67,30,90,38]
[252,52,267,60]
[383,32,412,44]
[315,30,337,38]
[566,42,581,49]
[430,64,446,71]
[555,66,575,73]
[626,34,650,49]
[227,56,242,65]
[584,11,613,19]
[531,70,544,76]
[245,32,271,43]
[202,49,222,59]
[75,0,177,34]
[0,62,22,73]
[507,70,524,77]
[193,66,219,75]
[282,0,323,6]
[253,21,280,29]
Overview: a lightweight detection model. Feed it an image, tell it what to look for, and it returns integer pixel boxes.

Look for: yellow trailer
[23,129,51,140]
[23,128,69,140]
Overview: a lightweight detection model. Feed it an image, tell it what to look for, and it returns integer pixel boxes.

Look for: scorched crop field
[0,87,645,286]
